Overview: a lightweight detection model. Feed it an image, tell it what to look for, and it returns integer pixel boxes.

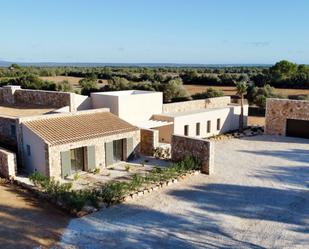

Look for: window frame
[207,120,211,133]
[217,118,221,131]
[196,122,200,136]
[184,125,189,136]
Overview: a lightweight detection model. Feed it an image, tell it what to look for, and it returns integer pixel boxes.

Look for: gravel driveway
[60,135,309,249]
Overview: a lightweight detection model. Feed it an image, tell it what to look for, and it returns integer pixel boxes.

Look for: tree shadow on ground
[239,148,309,164]
[250,165,309,188]
[61,203,265,249]
[168,183,309,235]
[241,135,309,145]
[0,183,70,249]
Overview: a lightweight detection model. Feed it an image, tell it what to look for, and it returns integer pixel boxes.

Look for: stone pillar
[1,85,21,105]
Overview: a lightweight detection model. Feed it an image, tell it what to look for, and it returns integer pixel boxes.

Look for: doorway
[70,147,85,173]
[113,139,124,163]
[286,119,309,139]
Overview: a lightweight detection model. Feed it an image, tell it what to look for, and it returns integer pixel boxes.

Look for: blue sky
[1,0,308,64]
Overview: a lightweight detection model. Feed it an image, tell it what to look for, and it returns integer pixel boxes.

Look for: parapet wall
[14,89,73,109]
[0,147,17,178]
[0,86,75,111]
[162,96,231,113]
[171,134,214,174]
[265,98,309,135]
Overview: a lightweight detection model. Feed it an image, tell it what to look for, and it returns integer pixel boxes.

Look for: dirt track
[0,183,69,249]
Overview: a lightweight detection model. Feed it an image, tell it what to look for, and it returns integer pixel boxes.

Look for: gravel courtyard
[60,135,309,249]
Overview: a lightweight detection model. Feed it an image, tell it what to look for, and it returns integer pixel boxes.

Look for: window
[10,125,16,138]
[26,145,31,156]
[217,118,221,130]
[207,121,211,133]
[184,125,189,136]
[196,123,200,136]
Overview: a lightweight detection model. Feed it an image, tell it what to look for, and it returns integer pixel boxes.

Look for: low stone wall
[0,147,17,178]
[265,98,309,135]
[162,96,230,113]
[140,128,159,156]
[171,135,214,174]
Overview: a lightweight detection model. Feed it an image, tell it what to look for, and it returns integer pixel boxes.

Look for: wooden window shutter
[105,141,113,166]
[87,145,96,171]
[61,150,71,178]
[126,137,134,160]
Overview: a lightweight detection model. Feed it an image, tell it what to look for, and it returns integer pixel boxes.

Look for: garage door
[286,119,309,139]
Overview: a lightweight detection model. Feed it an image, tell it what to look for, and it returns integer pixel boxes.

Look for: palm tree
[235,81,248,132]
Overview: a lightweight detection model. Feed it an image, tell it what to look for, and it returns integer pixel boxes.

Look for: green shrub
[28,156,200,212]
[125,165,131,172]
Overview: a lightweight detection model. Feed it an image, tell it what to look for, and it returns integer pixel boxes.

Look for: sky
[1,0,309,64]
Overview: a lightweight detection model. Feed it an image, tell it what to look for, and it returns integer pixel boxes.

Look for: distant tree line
[1,60,309,105]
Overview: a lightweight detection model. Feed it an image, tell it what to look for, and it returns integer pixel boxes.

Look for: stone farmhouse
[0,85,248,179]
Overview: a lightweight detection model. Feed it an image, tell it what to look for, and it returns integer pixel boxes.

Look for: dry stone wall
[0,147,17,178]
[171,135,214,174]
[265,98,309,135]
[0,86,74,110]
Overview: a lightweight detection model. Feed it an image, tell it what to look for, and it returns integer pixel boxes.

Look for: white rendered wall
[173,105,248,138]
[91,91,163,124]
[21,125,47,175]
[118,92,162,124]
[91,93,119,115]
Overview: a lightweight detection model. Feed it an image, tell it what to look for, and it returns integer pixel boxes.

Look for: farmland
[184,84,309,98]
[39,76,108,91]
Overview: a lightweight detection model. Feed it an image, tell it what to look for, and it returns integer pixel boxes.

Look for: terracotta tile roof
[23,112,138,145]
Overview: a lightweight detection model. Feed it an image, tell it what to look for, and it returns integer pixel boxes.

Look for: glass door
[70,147,85,173]
[113,139,123,163]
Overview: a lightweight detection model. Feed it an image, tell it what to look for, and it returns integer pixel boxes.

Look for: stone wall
[140,128,159,156]
[47,130,140,178]
[265,98,309,135]
[162,96,230,113]
[14,89,73,109]
[0,86,74,110]
[0,147,17,178]
[171,134,214,174]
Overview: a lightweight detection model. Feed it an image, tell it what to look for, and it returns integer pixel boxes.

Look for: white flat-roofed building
[91,90,163,125]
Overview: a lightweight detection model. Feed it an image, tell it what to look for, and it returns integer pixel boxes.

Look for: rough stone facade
[162,96,231,113]
[171,135,214,174]
[0,86,74,110]
[265,98,309,135]
[140,128,159,156]
[0,147,17,178]
[47,130,140,178]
